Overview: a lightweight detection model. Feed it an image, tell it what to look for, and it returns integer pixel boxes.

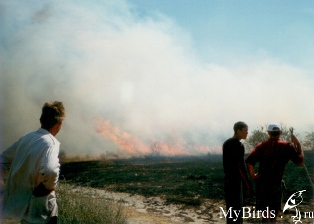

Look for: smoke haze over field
[1,1,314,157]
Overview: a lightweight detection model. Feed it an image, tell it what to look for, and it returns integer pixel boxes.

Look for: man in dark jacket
[223,121,252,224]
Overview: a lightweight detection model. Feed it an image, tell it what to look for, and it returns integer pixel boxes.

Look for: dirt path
[85,187,227,224]
[2,185,313,224]
[85,187,314,224]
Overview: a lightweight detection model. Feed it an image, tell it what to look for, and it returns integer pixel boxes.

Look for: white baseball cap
[267,124,281,132]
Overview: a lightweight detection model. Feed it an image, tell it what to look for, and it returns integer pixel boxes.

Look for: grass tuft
[57,181,128,224]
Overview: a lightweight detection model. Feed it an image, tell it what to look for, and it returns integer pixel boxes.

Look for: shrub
[303,131,314,150]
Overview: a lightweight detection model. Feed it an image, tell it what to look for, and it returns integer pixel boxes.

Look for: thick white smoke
[1,1,313,157]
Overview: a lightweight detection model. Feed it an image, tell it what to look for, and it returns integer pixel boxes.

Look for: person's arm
[291,135,302,153]
[245,143,262,180]
[1,141,19,181]
[239,163,253,196]
[0,140,19,164]
[237,146,253,196]
[246,163,259,180]
[40,144,60,190]
[1,141,19,193]
[290,135,304,166]
[34,143,60,197]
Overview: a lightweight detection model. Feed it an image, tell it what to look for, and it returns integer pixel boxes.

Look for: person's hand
[33,183,53,197]
[250,172,260,180]
[291,134,300,145]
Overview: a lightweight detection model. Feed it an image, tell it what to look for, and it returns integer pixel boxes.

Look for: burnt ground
[59,151,314,223]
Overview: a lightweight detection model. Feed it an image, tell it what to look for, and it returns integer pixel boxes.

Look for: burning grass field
[60,151,314,208]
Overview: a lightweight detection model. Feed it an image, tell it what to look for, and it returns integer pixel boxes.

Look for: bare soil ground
[1,182,313,224]
[77,185,226,224]
[79,186,314,224]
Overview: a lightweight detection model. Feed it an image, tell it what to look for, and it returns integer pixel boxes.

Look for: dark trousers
[224,178,243,224]
[255,180,283,211]
[47,216,58,224]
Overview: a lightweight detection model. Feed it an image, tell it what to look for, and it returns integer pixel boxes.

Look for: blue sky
[1,0,314,156]
[128,0,314,68]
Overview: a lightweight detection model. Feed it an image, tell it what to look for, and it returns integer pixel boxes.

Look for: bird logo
[283,190,306,224]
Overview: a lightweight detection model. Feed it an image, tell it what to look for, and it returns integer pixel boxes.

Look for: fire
[150,141,190,156]
[95,117,211,157]
[95,117,150,155]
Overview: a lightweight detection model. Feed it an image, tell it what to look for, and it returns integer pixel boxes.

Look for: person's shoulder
[277,139,288,143]
[20,130,37,138]
[17,130,42,142]
[277,139,291,146]
[223,138,234,145]
[256,141,266,147]
[223,138,240,148]
[277,140,295,152]
[251,141,266,152]
[36,128,59,146]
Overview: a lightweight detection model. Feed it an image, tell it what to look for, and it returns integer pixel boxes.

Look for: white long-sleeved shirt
[1,128,60,220]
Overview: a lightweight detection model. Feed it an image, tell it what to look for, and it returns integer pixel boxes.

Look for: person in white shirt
[1,101,65,224]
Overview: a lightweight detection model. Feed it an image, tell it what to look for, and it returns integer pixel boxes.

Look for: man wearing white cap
[246,124,304,223]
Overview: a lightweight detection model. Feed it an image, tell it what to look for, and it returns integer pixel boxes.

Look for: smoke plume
[1,1,313,158]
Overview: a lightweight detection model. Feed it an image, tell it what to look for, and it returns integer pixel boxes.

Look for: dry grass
[56,181,128,224]
[1,181,128,224]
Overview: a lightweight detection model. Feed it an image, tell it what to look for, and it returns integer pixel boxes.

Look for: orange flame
[95,117,150,155]
[150,141,190,156]
[95,117,211,156]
